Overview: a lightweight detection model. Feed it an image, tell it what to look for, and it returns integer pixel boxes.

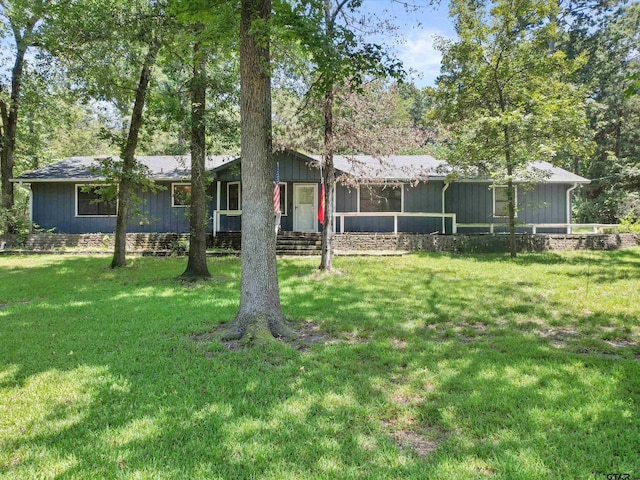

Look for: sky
[364,0,457,88]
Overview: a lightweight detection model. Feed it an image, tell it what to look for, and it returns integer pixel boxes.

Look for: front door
[293,183,318,232]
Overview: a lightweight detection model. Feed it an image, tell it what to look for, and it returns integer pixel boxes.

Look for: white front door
[293,183,318,232]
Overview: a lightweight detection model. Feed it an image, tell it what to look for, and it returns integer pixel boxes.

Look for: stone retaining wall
[1,232,638,254]
[332,233,640,253]
[0,233,190,251]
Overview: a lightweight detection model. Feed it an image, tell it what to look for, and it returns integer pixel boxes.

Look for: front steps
[212,232,322,255]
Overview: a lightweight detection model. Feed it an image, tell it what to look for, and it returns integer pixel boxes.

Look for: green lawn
[1,250,639,479]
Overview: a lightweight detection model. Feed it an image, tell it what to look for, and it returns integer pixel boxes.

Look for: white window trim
[75,183,118,218]
[171,182,191,208]
[356,183,404,213]
[492,185,518,218]
[279,182,288,216]
[227,181,241,210]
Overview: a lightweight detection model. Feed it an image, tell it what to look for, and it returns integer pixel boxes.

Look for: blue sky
[365,0,456,88]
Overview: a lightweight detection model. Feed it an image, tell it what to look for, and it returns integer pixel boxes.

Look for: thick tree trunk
[0,41,28,234]
[111,41,160,268]
[182,40,211,279]
[222,0,293,342]
[319,87,335,271]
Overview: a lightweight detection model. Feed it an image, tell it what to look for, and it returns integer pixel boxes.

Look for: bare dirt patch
[0,303,7,310]
[382,421,445,457]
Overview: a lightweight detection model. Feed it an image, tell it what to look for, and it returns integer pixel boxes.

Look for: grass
[0,249,639,479]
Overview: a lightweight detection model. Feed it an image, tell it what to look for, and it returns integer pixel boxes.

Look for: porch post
[566,183,578,234]
[215,180,221,236]
[442,182,450,234]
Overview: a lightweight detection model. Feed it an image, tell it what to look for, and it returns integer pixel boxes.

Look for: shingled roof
[13,155,236,182]
[13,152,589,184]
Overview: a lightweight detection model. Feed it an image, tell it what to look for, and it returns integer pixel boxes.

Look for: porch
[213,209,620,236]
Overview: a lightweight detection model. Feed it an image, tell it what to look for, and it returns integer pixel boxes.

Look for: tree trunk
[503,126,517,258]
[0,40,28,234]
[182,39,211,279]
[111,40,160,268]
[319,87,335,271]
[222,0,293,342]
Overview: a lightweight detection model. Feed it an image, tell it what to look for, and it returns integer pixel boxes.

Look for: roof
[13,152,589,184]
[308,154,589,184]
[13,155,237,182]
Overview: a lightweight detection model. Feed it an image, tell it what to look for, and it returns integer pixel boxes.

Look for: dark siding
[404,181,444,233]
[448,182,570,234]
[32,181,217,234]
[335,181,447,233]
[215,152,322,232]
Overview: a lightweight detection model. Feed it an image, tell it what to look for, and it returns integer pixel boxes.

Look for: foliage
[0,182,29,236]
[434,0,591,256]
[275,81,427,156]
[619,209,640,234]
[562,3,640,223]
[0,251,639,477]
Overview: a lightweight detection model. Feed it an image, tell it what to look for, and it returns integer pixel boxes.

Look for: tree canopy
[434,0,590,257]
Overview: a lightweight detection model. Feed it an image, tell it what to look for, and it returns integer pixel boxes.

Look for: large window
[76,185,117,217]
[493,185,518,217]
[227,182,241,210]
[172,183,191,207]
[359,184,403,212]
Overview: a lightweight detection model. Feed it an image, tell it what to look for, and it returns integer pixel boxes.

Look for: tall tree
[0,0,48,233]
[434,0,590,258]
[562,3,640,222]
[111,37,162,268]
[221,0,292,342]
[53,0,170,267]
[180,38,212,279]
[164,1,239,279]
[275,0,403,271]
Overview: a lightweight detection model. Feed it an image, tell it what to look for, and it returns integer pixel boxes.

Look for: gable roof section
[14,152,589,184]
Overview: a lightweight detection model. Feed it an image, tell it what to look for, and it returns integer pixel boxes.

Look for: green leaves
[436,0,590,177]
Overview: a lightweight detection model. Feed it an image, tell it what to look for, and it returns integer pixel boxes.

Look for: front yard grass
[1,249,639,479]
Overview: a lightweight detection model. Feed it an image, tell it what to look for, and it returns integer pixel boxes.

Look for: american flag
[273,162,280,213]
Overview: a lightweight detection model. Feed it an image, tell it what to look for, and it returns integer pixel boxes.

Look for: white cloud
[398,29,452,88]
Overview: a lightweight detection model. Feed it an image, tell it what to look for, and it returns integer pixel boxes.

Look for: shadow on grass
[1,254,639,478]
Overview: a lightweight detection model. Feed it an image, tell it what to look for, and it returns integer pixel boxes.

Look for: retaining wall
[332,233,640,253]
[1,232,638,254]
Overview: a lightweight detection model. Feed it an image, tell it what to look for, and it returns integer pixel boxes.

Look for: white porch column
[566,183,578,234]
[442,182,450,233]
[215,180,221,236]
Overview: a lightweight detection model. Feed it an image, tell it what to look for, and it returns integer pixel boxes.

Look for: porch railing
[333,212,458,234]
[213,209,620,236]
[213,209,242,236]
[456,223,620,234]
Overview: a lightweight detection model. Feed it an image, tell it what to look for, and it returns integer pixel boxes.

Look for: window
[76,185,117,217]
[493,185,517,217]
[278,182,287,216]
[227,182,241,210]
[358,184,403,213]
[172,183,191,207]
